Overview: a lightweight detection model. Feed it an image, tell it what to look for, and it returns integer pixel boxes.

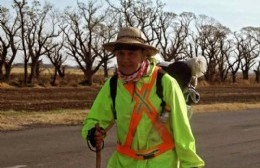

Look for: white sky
[164,0,260,32]
[1,0,259,32]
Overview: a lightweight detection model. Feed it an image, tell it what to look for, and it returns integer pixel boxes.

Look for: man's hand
[87,126,106,151]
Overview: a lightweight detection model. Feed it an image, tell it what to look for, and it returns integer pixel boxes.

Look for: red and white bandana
[118,60,149,83]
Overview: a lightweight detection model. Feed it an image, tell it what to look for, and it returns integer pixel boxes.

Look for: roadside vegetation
[1,102,260,132]
[0,109,88,131]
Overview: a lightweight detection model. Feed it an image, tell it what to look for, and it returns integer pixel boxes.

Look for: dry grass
[1,103,259,131]
[193,103,260,113]
[11,66,112,75]
[11,67,76,73]
[0,82,14,88]
[0,109,88,131]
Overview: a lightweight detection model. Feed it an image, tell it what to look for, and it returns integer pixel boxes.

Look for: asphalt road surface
[0,109,260,168]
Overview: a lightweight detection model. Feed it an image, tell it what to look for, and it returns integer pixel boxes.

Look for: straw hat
[103,27,159,57]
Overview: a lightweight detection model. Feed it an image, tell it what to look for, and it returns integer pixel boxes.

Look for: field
[0,87,100,111]
[0,82,260,131]
[0,84,259,111]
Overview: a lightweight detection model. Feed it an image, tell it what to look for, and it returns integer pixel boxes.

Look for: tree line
[0,0,259,86]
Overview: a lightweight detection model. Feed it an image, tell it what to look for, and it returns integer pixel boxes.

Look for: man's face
[115,49,144,75]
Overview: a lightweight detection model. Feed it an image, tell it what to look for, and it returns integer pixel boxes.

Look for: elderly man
[82,27,204,168]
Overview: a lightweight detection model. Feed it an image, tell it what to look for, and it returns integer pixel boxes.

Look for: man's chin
[119,69,135,76]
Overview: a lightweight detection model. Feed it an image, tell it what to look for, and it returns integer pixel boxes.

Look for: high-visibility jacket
[82,61,205,168]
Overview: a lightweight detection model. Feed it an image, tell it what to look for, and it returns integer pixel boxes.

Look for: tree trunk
[23,60,28,85]
[255,70,260,83]
[86,73,93,86]
[103,63,109,78]
[0,48,8,81]
[4,64,12,81]
[220,70,228,82]
[242,70,249,80]
[57,66,65,78]
[50,67,58,86]
[80,70,93,86]
[231,71,237,83]
[29,60,37,84]
[0,66,4,81]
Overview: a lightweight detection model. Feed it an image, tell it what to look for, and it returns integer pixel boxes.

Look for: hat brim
[103,41,159,57]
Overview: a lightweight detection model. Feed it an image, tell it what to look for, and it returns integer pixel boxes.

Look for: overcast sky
[1,0,259,32]
[165,0,260,32]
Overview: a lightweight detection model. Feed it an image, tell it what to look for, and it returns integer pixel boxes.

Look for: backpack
[109,68,166,120]
[109,61,199,120]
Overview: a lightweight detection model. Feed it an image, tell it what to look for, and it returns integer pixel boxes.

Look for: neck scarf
[118,60,149,83]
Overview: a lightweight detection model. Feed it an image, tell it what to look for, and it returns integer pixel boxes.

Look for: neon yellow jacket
[82,62,205,168]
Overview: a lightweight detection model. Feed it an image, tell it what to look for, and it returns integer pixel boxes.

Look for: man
[82,27,204,168]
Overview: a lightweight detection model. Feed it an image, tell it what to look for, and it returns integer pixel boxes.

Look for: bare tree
[243,26,260,44]
[13,0,61,85]
[195,15,231,82]
[27,1,60,84]
[61,1,106,85]
[227,46,241,83]
[186,33,200,58]
[13,0,30,85]
[0,5,21,81]
[92,10,118,78]
[241,26,260,81]
[0,36,9,81]
[154,11,177,60]
[45,42,67,86]
[217,31,232,82]
[236,27,260,80]
[163,12,195,61]
[106,0,166,49]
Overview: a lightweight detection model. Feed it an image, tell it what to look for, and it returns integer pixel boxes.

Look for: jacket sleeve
[81,79,115,140]
[162,74,205,168]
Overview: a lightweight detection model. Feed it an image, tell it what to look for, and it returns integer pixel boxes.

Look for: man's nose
[121,53,131,60]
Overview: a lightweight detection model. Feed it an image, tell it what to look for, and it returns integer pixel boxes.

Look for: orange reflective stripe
[124,82,134,96]
[118,67,175,159]
[124,67,159,146]
[124,108,142,147]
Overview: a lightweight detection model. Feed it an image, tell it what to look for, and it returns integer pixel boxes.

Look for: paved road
[0,109,260,168]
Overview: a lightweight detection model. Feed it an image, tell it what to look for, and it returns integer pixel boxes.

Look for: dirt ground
[0,85,259,111]
[0,87,100,111]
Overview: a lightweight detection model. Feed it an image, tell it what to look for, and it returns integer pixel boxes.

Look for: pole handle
[95,123,101,168]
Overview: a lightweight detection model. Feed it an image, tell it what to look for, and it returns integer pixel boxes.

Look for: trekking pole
[95,123,102,168]
[90,122,113,168]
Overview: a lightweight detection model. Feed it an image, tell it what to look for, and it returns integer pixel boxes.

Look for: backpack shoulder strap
[156,68,166,114]
[110,74,118,120]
